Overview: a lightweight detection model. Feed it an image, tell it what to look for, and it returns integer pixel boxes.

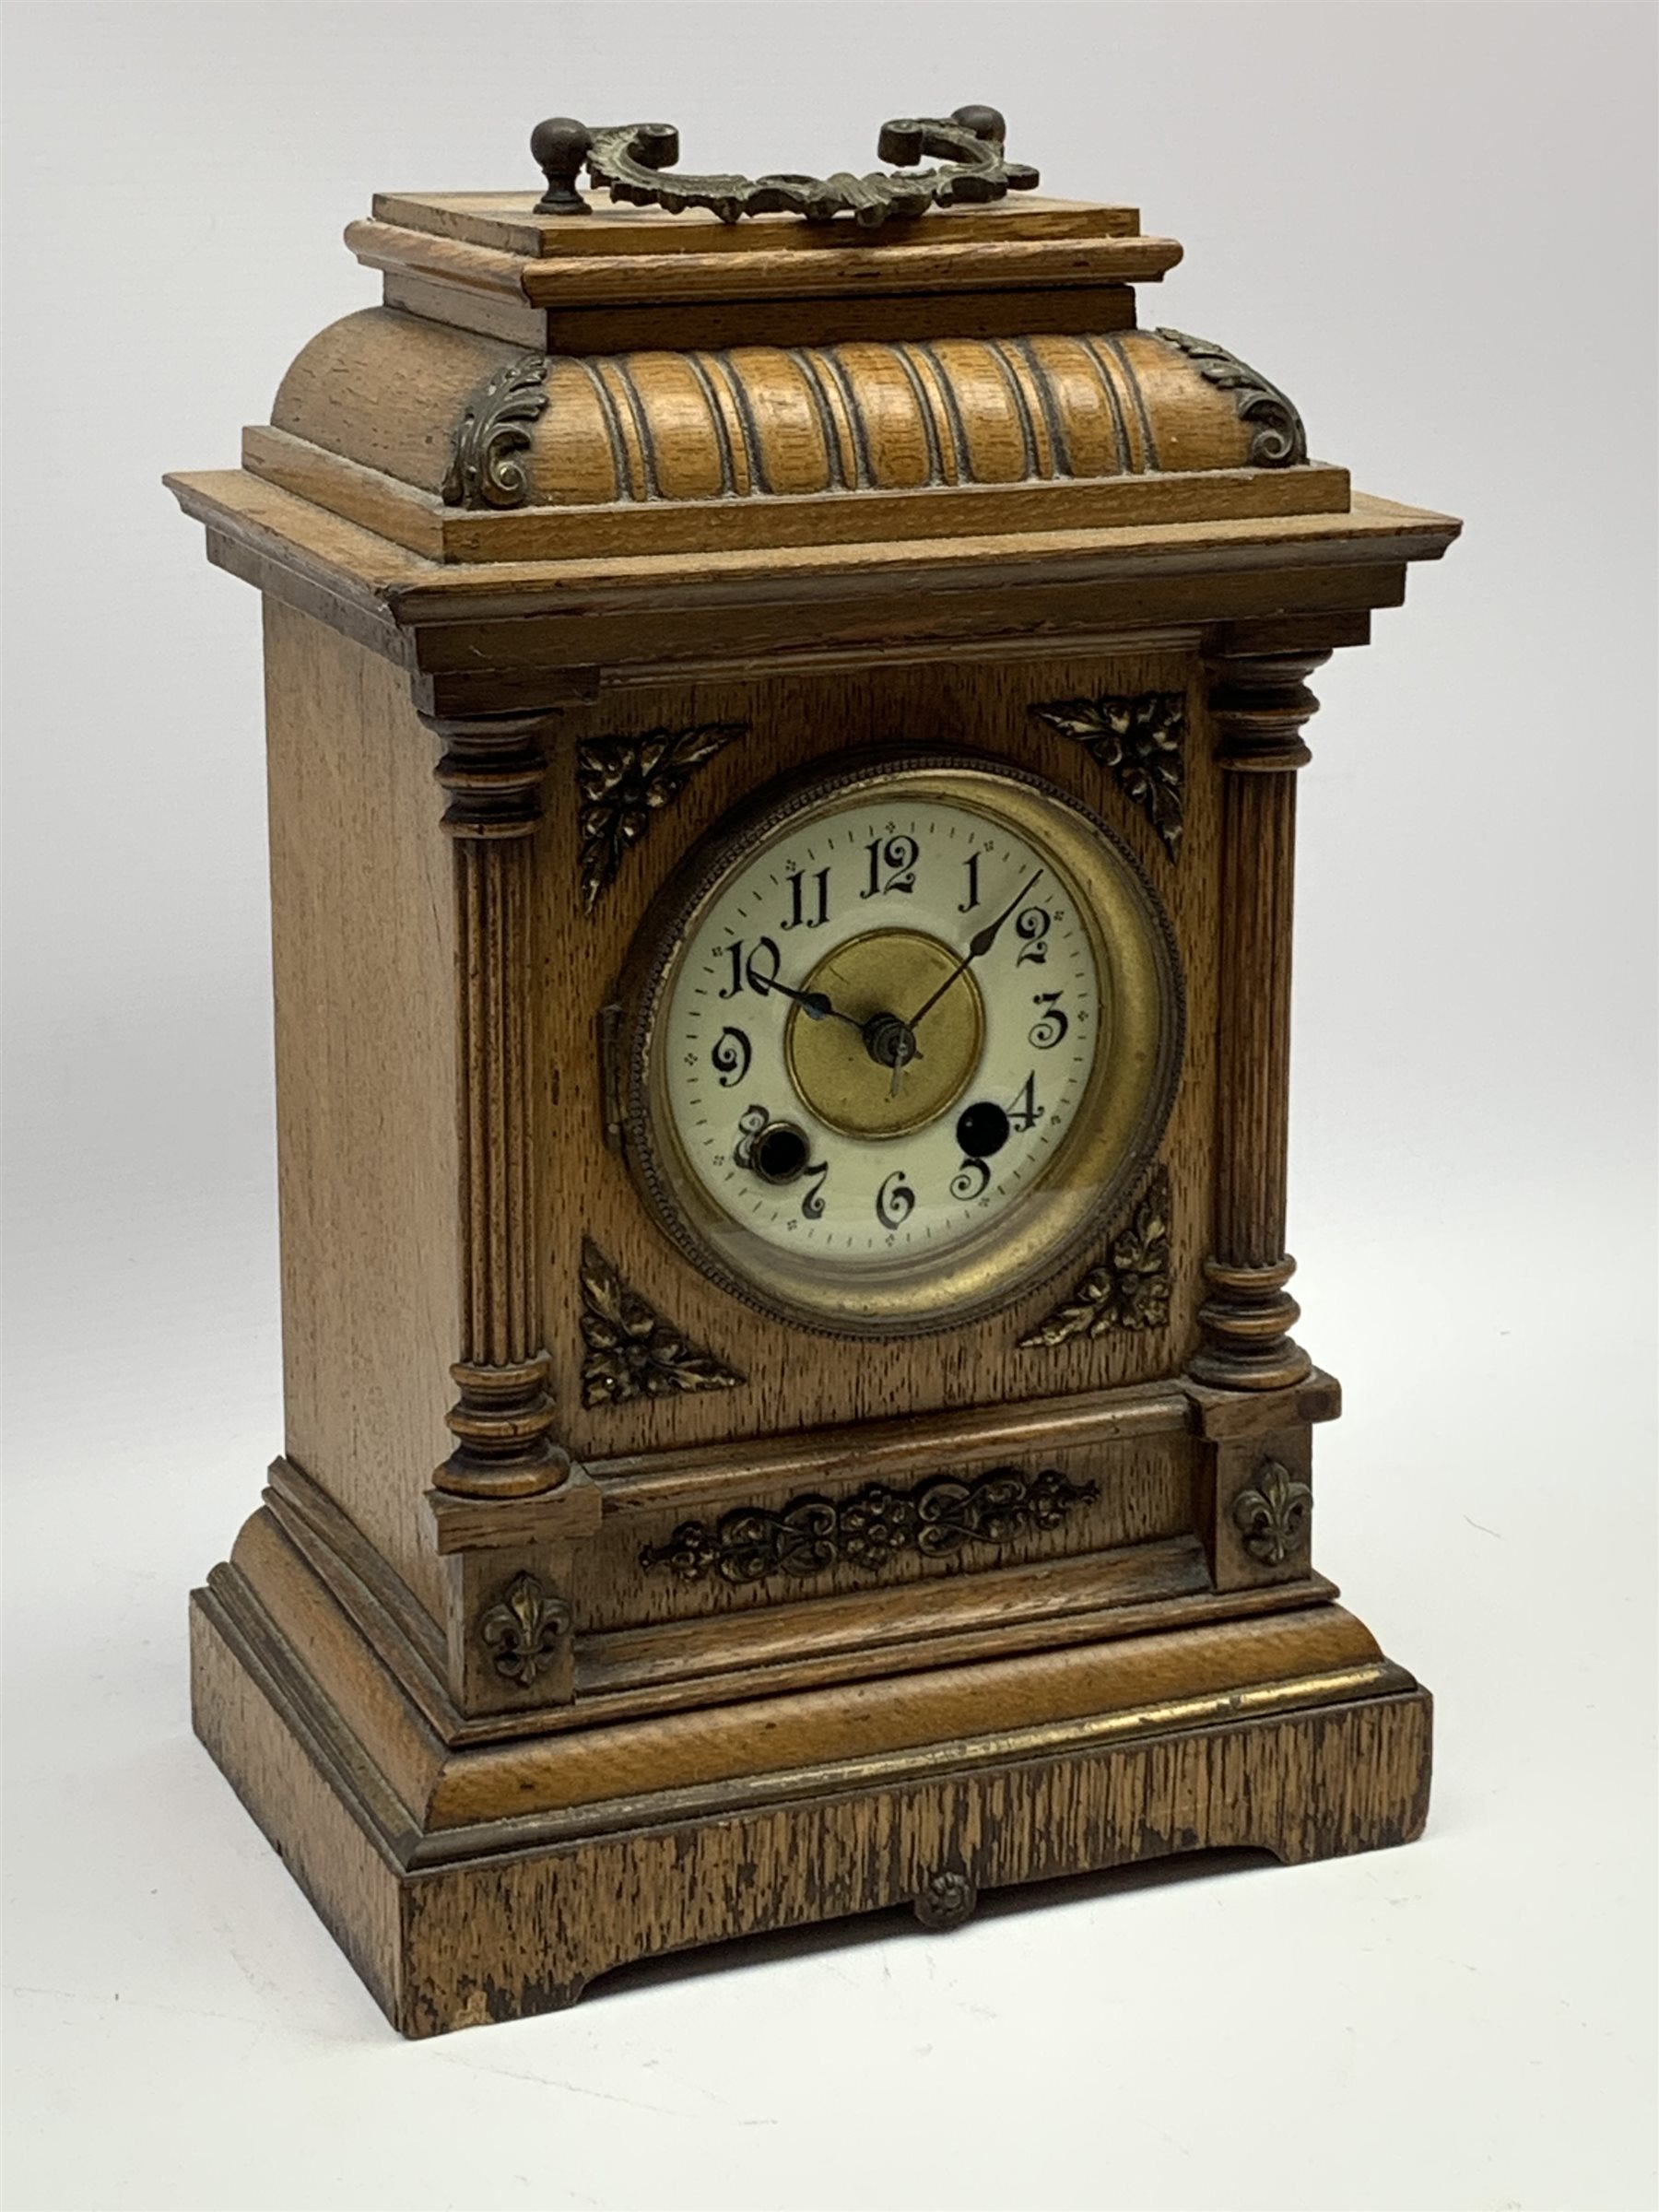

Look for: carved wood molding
[1030,690,1185,857]
[578,723,746,911]
[1189,653,1327,1391]
[1018,1167,1171,1348]
[639,1464,1099,1588]
[429,713,567,1497]
[579,1239,745,1407]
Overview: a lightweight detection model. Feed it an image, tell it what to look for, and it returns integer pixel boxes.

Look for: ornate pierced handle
[530,104,1038,227]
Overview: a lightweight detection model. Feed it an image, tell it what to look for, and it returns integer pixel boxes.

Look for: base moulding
[191,1583,1431,2037]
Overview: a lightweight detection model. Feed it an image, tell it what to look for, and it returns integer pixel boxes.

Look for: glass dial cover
[618,754,1182,1335]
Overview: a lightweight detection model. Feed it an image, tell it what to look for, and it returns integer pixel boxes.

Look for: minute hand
[907,870,1043,1030]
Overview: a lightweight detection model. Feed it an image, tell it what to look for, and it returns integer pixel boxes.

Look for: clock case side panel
[261,600,462,1623]
[535,644,1222,1463]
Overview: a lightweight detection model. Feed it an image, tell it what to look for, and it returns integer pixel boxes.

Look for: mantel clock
[170,106,1460,2036]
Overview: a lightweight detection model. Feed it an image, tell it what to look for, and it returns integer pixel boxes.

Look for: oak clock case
[615,750,1184,1336]
[167,106,1460,2036]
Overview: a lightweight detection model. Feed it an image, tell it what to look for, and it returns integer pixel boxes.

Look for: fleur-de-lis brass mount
[1018,1167,1172,1348]
[1030,692,1186,858]
[441,355,550,510]
[477,1571,571,1688]
[1153,329,1308,468]
[579,1238,744,1408]
[578,724,747,912]
[1232,1459,1312,1567]
[530,105,1038,228]
[640,1464,1099,1588]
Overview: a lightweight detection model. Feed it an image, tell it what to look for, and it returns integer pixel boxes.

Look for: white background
[4,5,1654,2208]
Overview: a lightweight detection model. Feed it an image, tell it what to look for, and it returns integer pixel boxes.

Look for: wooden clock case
[169,154,1459,2036]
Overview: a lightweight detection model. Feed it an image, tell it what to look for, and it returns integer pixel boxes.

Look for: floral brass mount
[1018,1166,1171,1347]
[477,1571,571,1688]
[530,105,1038,227]
[1233,1459,1312,1566]
[1031,691,1186,859]
[578,723,747,910]
[579,1238,745,1408]
[641,1465,1100,1588]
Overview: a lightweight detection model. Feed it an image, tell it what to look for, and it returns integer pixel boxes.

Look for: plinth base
[190,1571,1431,2038]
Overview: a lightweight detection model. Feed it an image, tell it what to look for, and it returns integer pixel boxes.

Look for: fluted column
[428,712,567,1498]
[1189,652,1327,1392]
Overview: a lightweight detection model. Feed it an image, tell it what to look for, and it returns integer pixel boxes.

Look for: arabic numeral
[950,1157,990,1202]
[801,1160,830,1219]
[1029,993,1068,1050]
[876,1171,915,1231]
[718,935,782,997]
[782,865,830,931]
[711,1026,752,1087]
[861,835,919,900]
[959,852,982,913]
[1007,1071,1043,1132]
[1014,906,1051,965]
[733,1103,769,1168]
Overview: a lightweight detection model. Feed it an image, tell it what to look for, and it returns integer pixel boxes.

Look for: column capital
[423,710,552,841]
[1206,650,1329,773]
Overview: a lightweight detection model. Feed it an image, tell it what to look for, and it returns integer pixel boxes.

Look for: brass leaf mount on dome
[530,105,1038,227]
[1153,330,1308,467]
[441,355,550,510]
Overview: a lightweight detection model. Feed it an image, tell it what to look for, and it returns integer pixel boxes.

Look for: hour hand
[762,974,863,1030]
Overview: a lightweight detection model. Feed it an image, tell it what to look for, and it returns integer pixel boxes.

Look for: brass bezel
[614,748,1184,1338]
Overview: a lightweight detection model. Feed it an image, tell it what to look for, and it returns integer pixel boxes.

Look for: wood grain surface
[172,166,1456,2033]
[192,1576,1430,2035]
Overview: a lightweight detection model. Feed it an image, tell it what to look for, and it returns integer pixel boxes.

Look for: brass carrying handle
[529,105,1038,228]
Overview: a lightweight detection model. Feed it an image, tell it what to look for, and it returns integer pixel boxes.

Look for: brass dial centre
[784,929,984,1139]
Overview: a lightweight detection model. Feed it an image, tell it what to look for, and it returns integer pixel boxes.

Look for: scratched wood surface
[192,1581,1430,2036]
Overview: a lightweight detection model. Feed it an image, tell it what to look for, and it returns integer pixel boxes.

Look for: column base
[1191,1255,1312,1391]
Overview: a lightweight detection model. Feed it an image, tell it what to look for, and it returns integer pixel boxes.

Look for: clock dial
[619,755,1182,1335]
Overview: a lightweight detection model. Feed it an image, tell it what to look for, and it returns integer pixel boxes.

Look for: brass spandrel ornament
[170,97,1458,2034]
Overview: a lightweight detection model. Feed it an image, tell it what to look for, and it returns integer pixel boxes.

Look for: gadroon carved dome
[234,173,1344,568]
